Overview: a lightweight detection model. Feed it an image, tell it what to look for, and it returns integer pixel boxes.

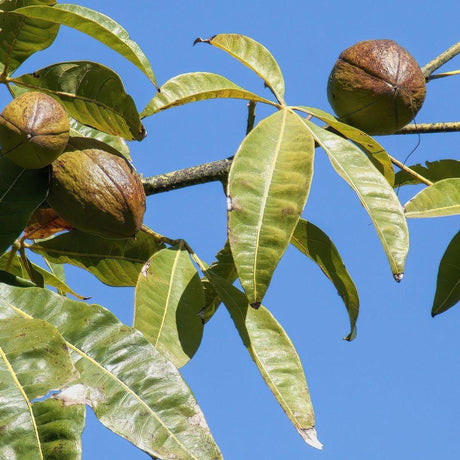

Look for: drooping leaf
[0,316,78,459]
[302,119,409,280]
[195,33,285,104]
[0,283,222,459]
[32,398,85,460]
[12,61,145,140]
[0,2,58,75]
[395,159,460,187]
[0,157,49,255]
[291,219,359,341]
[24,208,73,240]
[141,72,275,118]
[296,106,395,185]
[134,244,205,368]
[432,231,460,316]
[202,241,237,323]
[29,230,164,287]
[69,117,130,159]
[205,271,322,450]
[404,178,460,218]
[228,108,315,305]
[14,3,157,85]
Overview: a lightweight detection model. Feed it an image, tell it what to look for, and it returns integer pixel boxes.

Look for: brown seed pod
[47,137,146,239]
[327,39,426,135]
[0,92,70,168]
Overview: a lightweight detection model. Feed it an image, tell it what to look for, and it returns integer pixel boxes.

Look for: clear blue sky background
[18,1,460,459]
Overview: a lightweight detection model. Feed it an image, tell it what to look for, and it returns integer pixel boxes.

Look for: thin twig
[422,41,460,78]
[395,122,460,134]
[246,101,256,135]
[426,69,460,81]
[389,155,433,186]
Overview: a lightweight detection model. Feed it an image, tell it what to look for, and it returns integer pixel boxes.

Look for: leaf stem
[389,155,433,186]
[422,41,460,78]
[246,101,257,134]
[395,122,460,134]
[426,69,460,81]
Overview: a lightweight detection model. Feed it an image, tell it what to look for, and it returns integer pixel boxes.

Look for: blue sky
[17,1,460,458]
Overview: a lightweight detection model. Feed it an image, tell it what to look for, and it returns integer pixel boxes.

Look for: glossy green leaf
[0,157,49,255]
[14,3,157,85]
[134,244,205,368]
[205,272,322,450]
[33,398,85,460]
[196,33,285,104]
[69,117,130,160]
[303,119,409,280]
[13,61,145,140]
[142,72,275,118]
[291,219,359,341]
[202,241,237,323]
[0,283,222,459]
[0,252,87,299]
[0,1,58,75]
[432,231,460,316]
[0,316,78,459]
[404,178,460,218]
[30,230,164,287]
[296,106,395,185]
[228,108,315,305]
[395,159,460,187]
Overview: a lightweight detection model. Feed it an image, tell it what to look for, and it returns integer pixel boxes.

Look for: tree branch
[395,122,460,134]
[422,41,460,78]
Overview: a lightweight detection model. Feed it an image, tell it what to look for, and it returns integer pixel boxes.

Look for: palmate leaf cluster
[0,2,458,459]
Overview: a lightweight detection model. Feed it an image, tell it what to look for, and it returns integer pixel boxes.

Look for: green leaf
[0,157,49,255]
[134,244,205,368]
[395,159,460,187]
[14,3,157,86]
[0,316,78,459]
[142,72,275,118]
[432,231,460,316]
[228,108,315,305]
[205,272,322,450]
[296,106,395,186]
[33,398,85,460]
[30,230,164,287]
[302,119,409,280]
[291,219,359,341]
[0,2,58,75]
[0,283,222,459]
[69,117,130,160]
[404,178,460,218]
[12,61,145,141]
[195,33,285,104]
[202,241,237,323]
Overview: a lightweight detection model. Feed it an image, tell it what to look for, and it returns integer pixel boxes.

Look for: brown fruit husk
[0,91,70,169]
[327,39,426,135]
[47,137,146,239]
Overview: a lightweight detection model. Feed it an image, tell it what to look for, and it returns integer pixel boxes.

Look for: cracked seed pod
[47,137,146,239]
[327,39,426,135]
[0,92,70,168]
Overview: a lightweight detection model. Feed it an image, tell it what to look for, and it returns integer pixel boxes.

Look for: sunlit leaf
[302,119,408,280]
[29,230,164,287]
[0,283,222,459]
[0,315,78,459]
[291,219,359,341]
[33,398,85,460]
[14,3,157,85]
[12,61,145,140]
[228,108,315,305]
[205,272,322,450]
[395,159,460,187]
[296,106,394,185]
[195,33,285,104]
[404,178,460,218]
[0,1,58,75]
[0,157,49,255]
[432,231,460,316]
[134,244,204,368]
[142,72,275,118]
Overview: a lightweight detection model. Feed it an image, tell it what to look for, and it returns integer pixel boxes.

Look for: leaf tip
[298,427,323,450]
[393,273,404,283]
[193,36,213,46]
